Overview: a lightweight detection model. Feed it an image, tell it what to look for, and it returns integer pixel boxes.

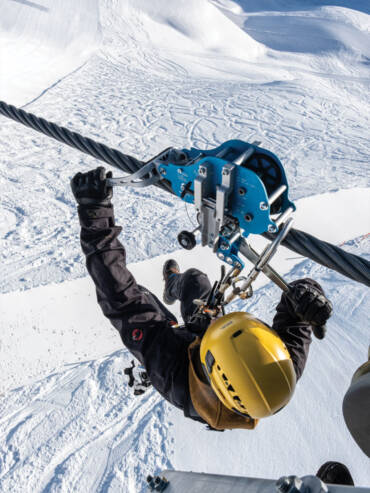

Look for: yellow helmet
[200,312,296,419]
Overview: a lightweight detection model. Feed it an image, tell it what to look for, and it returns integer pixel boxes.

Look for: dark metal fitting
[276,476,304,493]
[146,474,169,491]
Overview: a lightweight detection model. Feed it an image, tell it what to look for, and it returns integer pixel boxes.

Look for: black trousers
[166,268,212,323]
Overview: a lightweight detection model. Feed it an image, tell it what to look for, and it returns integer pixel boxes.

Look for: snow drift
[124,0,264,61]
[211,0,370,67]
[0,0,101,106]
[99,0,269,82]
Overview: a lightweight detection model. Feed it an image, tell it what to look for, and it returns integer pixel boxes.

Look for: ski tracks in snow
[0,351,172,493]
[1,72,368,293]
[0,1,369,293]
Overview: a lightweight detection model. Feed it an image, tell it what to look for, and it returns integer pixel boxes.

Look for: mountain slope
[0,1,369,293]
[0,1,369,491]
[0,0,101,106]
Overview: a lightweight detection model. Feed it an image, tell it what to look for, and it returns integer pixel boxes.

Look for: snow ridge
[0,0,101,106]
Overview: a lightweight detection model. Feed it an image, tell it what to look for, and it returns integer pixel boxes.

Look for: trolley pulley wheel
[178,230,196,250]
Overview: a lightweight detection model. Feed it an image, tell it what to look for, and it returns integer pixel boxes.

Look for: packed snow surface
[1,1,369,294]
[0,0,101,106]
[0,0,369,491]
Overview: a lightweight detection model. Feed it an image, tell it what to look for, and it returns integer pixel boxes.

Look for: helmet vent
[201,363,211,384]
[233,395,247,410]
[220,372,247,411]
[232,330,242,338]
[205,350,215,374]
[217,368,249,416]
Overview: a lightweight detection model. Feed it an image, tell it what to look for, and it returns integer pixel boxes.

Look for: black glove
[70,167,113,206]
[287,279,333,339]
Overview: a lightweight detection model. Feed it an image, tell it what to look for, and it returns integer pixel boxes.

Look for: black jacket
[78,204,313,421]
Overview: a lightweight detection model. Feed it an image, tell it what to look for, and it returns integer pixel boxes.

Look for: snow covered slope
[0,0,101,106]
[0,0,369,294]
[212,1,370,58]
[121,0,264,66]
[0,0,369,491]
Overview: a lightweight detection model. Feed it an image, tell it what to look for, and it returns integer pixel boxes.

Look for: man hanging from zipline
[71,167,332,431]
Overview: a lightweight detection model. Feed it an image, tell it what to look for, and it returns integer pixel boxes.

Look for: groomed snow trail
[0,0,369,293]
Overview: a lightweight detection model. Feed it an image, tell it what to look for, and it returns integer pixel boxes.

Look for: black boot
[163,259,180,305]
[316,461,354,486]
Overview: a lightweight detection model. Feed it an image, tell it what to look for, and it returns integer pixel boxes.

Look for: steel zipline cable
[0,101,173,195]
[263,229,370,287]
[1,100,369,287]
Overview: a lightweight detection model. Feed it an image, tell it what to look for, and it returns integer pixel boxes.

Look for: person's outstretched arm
[272,279,333,380]
[71,167,174,335]
[71,168,192,411]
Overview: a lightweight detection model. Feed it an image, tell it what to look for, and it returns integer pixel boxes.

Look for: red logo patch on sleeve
[132,328,144,341]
